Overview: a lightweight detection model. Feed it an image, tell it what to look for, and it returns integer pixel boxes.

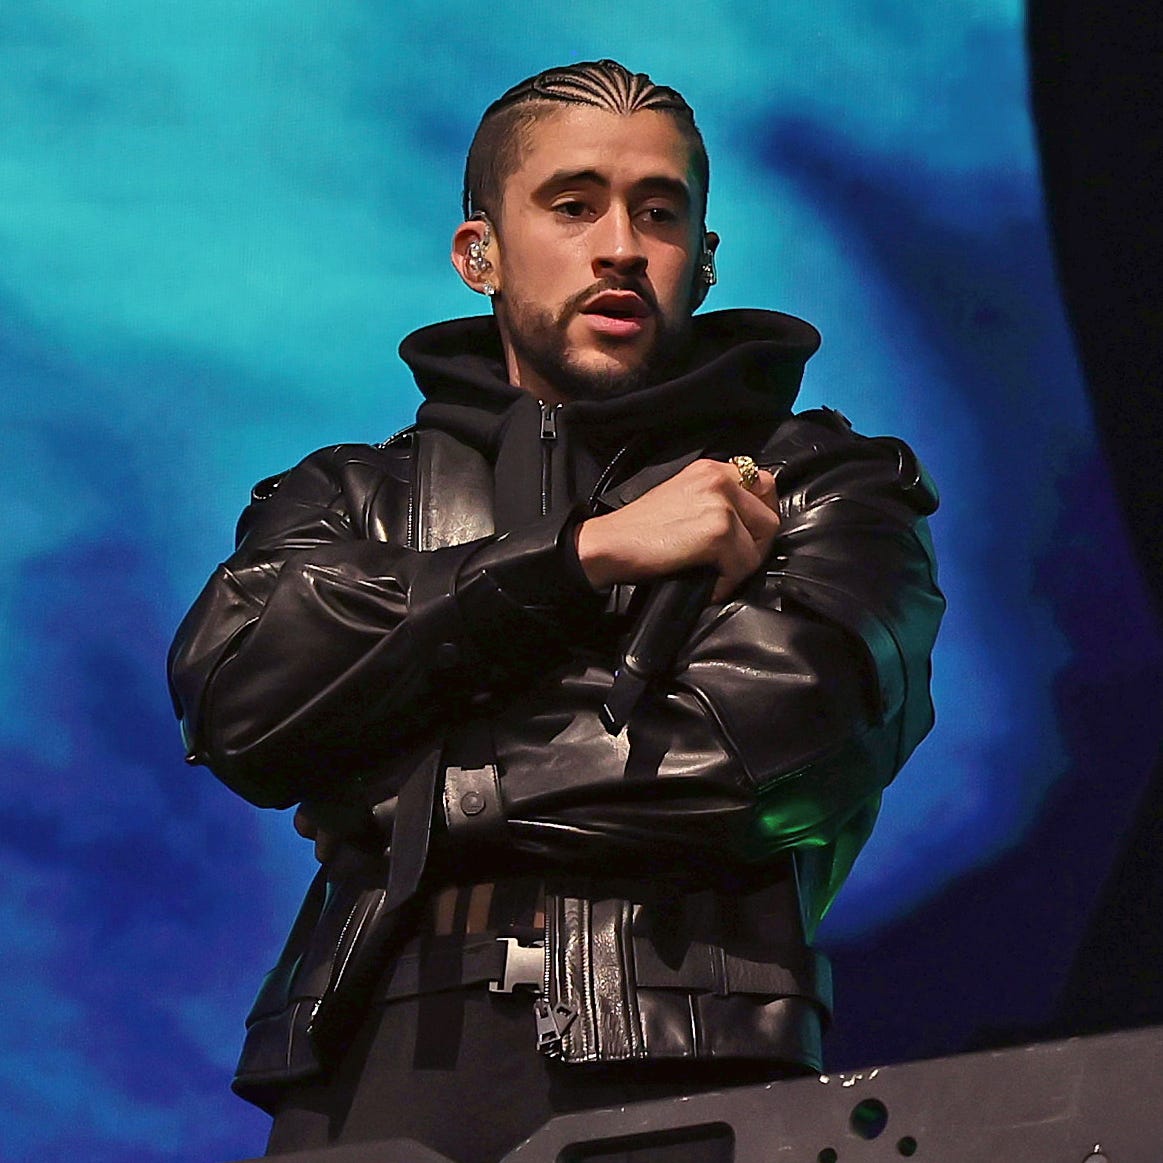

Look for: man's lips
[580,290,652,319]
[578,290,653,337]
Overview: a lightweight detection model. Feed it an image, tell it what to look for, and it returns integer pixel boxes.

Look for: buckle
[489,937,544,994]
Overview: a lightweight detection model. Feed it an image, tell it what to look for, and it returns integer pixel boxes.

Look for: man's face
[488,106,709,402]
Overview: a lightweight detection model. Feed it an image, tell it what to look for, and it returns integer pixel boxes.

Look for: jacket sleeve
[496,411,944,896]
[167,440,603,809]
[681,411,943,826]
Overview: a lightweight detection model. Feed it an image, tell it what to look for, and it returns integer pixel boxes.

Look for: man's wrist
[574,514,620,591]
[457,507,606,611]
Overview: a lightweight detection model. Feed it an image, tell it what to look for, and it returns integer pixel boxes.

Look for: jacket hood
[400,309,820,455]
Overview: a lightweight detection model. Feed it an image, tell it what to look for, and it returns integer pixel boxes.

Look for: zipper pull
[540,401,560,440]
[533,997,577,1058]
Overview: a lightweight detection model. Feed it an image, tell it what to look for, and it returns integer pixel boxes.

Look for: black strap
[374,930,547,1001]
[385,424,499,911]
[377,933,508,1000]
[366,924,831,1011]
[632,938,833,1011]
[382,746,441,912]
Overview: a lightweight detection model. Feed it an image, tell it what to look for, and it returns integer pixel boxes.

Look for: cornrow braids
[490,59,694,120]
[462,59,709,224]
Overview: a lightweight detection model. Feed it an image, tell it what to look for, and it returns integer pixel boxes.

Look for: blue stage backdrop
[2,4,1160,1161]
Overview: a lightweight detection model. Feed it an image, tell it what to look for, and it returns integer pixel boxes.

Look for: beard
[500,278,691,402]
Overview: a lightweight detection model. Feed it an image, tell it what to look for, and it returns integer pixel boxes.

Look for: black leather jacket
[168,310,944,1103]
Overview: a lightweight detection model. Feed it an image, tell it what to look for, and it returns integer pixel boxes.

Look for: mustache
[555,277,659,327]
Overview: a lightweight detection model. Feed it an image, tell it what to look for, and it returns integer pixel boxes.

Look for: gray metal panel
[241,1024,1163,1161]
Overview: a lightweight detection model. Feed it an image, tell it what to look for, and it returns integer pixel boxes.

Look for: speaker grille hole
[850,1097,889,1140]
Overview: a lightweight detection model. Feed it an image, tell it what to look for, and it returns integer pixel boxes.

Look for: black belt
[376,933,544,1001]
[633,939,833,1009]
[375,931,830,1011]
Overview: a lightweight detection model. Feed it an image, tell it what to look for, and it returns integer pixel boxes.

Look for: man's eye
[641,206,679,225]
[555,201,589,218]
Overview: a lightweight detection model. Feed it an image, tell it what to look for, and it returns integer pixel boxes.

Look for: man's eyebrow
[534,168,608,195]
[533,169,691,207]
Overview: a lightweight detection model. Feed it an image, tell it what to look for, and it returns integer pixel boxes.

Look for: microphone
[600,566,717,734]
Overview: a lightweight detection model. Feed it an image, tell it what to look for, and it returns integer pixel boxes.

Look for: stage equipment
[237,1022,1163,1161]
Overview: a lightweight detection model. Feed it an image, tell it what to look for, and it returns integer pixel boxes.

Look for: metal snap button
[460,791,486,816]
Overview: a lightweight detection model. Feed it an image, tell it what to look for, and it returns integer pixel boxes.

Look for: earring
[700,245,717,287]
[467,241,492,278]
[482,281,496,297]
[466,215,494,280]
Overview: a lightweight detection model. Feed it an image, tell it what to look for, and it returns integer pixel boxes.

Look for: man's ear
[691,230,720,310]
[451,215,500,298]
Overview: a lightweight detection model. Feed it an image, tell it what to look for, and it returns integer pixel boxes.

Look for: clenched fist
[576,458,779,602]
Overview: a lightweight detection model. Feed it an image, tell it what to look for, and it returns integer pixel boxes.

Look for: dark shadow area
[1028,0,1163,1038]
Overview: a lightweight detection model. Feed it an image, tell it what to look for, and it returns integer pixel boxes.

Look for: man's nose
[592,207,647,277]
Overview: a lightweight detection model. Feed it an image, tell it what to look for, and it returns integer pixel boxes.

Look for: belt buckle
[489,937,544,993]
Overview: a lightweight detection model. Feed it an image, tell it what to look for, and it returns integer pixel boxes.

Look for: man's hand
[293,805,341,863]
[293,800,379,863]
[576,459,779,602]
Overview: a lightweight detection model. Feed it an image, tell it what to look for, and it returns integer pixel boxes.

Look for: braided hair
[461,59,709,224]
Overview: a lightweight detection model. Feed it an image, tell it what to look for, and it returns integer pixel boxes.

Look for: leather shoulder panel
[412,427,495,550]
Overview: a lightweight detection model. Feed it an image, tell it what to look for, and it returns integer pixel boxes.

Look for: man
[168,60,944,1162]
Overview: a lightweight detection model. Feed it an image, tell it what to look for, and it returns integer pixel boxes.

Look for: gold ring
[729,455,760,492]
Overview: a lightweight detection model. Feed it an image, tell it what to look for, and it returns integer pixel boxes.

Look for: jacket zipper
[539,401,561,517]
[589,441,633,508]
